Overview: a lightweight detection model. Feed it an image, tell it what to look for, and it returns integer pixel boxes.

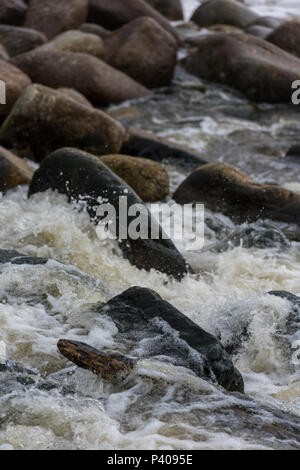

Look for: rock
[104,17,178,89]
[0,84,125,161]
[28,148,189,279]
[0,248,48,266]
[0,0,27,26]
[95,287,244,392]
[100,154,169,202]
[145,0,183,21]
[37,30,104,59]
[173,162,300,225]
[79,23,110,39]
[12,50,150,106]
[58,88,93,108]
[0,145,33,192]
[0,59,31,121]
[245,25,272,39]
[267,21,300,59]
[0,45,9,61]
[88,0,180,44]
[122,127,207,169]
[191,0,259,29]
[184,32,300,103]
[252,16,284,29]
[0,26,46,57]
[25,0,89,40]
[286,144,300,162]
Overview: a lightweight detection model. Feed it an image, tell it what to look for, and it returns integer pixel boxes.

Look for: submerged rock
[122,127,207,169]
[24,0,89,40]
[12,50,150,106]
[95,287,244,393]
[173,162,300,225]
[146,0,183,21]
[0,59,31,121]
[100,154,169,202]
[0,84,125,161]
[0,145,33,192]
[104,17,178,89]
[267,21,300,59]
[191,0,259,29]
[0,26,46,57]
[184,33,300,103]
[0,0,27,26]
[28,148,189,280]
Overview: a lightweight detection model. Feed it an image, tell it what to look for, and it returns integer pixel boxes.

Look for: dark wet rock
[0,145,33,192]
[95,287,244,392]
[0,84,125,162]
[100,154,169,202]
[88,0,180,44]
[12,50,150,106]
[79,23,111,39]
[245,25,272,39]
[36,30,104,59]
[191,0,259,29]
[184,32,300,103]
[173,162,300,225]
[286,144,300,162]
[0,59,31,121]
[145,0,183,21]
[0,26,46,57]
[0,0,27,26]
[267,21,300,59]
[0,249,48,266]
[122,127,207,169]
[24,0,88,40]
[28,148,189,280]
[104,17,178,89]
[206,223,291,252]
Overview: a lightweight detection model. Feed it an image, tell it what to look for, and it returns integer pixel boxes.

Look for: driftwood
[57,339,135,383]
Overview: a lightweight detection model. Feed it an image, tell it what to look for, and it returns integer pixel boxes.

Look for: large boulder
[0,26,46,57]
[267,21,300,59]
[191,0,259,29]
[122,127,207,169]
[100,154,169,202]
[184,33,300,103]
[145,0,183,21]
[95,287,244,392]
[104,17,178,89]
[0,0,27,26]
[173,162,300,225]
[24,0,89,40]
[0,59,31,120]
[28,148,189,280]
[36,30,104,59]
[0,145,33,192]
[0,84,125,161]
[88,0,180,44]
[12,50,150,106]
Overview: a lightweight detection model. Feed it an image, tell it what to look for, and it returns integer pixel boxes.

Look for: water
[0,0,300,450]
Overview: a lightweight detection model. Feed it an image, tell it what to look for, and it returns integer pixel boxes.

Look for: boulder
[57,88,93,108]
[25,0,88,40]
[28,148,189,280]
[173,162,300,225]
[100,154,169,202]
[0,59,31,120]
[245,25,272,39]
[12,50,150,106]
[0,0,27,26]
[36,30,104,58]
[88,0,180,44]
[0,26,46,57]
[79,23,110,39]
[145,0,183,21]
[0,145,33,192]
[122,127,207,169]
[267,21,300,59]
[191,0,259,29]
[184,33,300,103]
[95,287,244,392]
[104,17,178,89]
[0,84,125,161]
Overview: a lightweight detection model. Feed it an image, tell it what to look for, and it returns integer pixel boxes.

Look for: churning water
[0,0,299,450]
